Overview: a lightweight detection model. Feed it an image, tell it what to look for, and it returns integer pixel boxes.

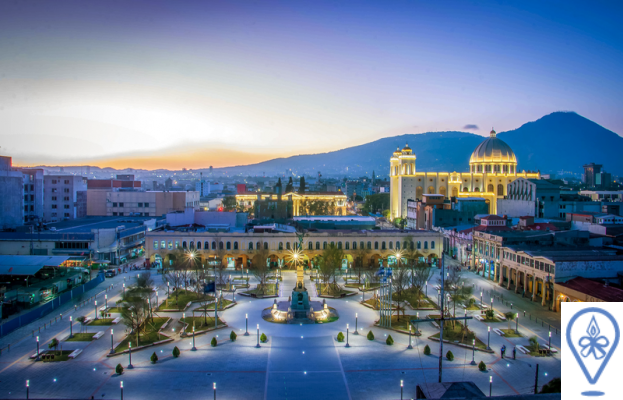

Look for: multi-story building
[16,168,45,224]
[43,175,87,222]
[0,156,24,229]
[407,196,488,230]
[145,229,443,270]
[236,192,348,216]
[583,163,603,188]
[390,130,540,220]
[87,190,200,217]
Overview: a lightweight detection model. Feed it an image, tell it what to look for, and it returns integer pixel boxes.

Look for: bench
[112,317,122,324]
[496,313,506,321]
[474,315,484,322]
[93,331,105,340]
[541,344,558,354]
[30,351,43,359]
[493,328,505,336]
[99,306,107,312]
[68,349,83,359]
[516,345,529,354]
[431,321,440,329]
[83,317,92,324]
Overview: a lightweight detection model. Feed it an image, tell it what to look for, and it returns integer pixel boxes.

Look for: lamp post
[346,324,350,348]
[110,329,114,354]
[94,300,98,319]
[36,336,40,361]
[480,291,483,306]
[192,326,197,351]
[123,283,125,297]
[127,342,133,369]
[515,315,519,334]
[245,314,249,336]
[354,313,359,335]
[213,382,217,400]
[400,380,404,400]
[487,326,491,350]
[26,380,29,399]
[256,324,261,348]
[489,376,492,397]
[408,324,413,349]
[548,330,551,353]
[105,294,108,310]
[120,381,124,400]
[490,297,493,310]
[471,339,476,365]
[69,316,73,339]
[425,280,428,298]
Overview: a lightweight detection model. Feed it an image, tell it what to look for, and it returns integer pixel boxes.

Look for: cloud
[463,124,479,130]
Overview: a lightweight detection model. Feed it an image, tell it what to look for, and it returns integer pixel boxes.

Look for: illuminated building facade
[235,192,348,216]
[390,129,540,220]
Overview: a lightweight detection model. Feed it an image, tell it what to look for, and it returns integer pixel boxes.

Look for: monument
[289,249,310,319]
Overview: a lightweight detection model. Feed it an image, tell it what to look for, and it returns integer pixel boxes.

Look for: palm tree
[76,316,87,333]
[505,311,517,331]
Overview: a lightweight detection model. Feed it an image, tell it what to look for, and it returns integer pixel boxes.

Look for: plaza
[0,258,561,400]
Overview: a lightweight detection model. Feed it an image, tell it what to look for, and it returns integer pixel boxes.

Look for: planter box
[68,349,83,359]
[93,331,105,340]
[428,336,494,353]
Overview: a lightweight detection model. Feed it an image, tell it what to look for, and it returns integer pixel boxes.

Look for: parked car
[105,269,117,278]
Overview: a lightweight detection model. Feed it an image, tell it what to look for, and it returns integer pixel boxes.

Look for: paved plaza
[0,266,561,399]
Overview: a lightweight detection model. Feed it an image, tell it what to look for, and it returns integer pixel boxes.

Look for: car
[105,269,116,278]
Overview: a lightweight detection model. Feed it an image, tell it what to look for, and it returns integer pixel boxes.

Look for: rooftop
[557,277,623,302]
[47,216,156,233]
[505,246,623,262]
[0,255,71,276]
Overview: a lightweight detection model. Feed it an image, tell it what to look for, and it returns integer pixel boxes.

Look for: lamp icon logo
[567,308,619,397]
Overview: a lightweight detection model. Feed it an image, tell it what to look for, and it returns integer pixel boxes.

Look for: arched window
[197,241,202,250]
[424,241,428,250]
[330,241,335,248]
[352,241,357,250]
[234,241,238,250]
[219,242,224,250]
[308,241,313,250]
[396,241,400,250]
[462,187,468,193]
[204,241,209,250]
[497,184,504,196]
[182,241,187,249]
[410,241,414,250]
[428,186,435,194]
[212,241,216,250]
[416,186,423,200]
[323,242,328,250]
[316,242,321,250]
[388,241,392,250]
[452,187,458,197]
[375,241,379,250]
[417,241,421,249]
[338,242,343,249]
[286,242,291,250]
[189,241,194,250]
[367,241,372,250]
[439,186,446,198]
[382,241,386,250]
[169,241,173,250]
[344,242,349,250]
[249,242,253,250]
[474,187,480,192]
[487,184,494,193]
[431,241,435,249]
[264,242,268,250]
[256,242,261,250]
[361,241,365,250]
[279,242,283,250]
[226,241,231,250]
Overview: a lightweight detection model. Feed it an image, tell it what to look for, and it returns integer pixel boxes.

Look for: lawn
[317,283,354,297]
[392,288,436,309]
[88,318,115,326]
[262,307,287,324]
[362,298,396,310]
[501,329,523,338]
[193,299,234,311]
[244,283,278,296]
[107,307,124,313]
[66,333,96,342]
[483,317,503,323]
[40,350,73,362]
[465,304,481,311]
[158,290,214,310]
[345,282,381,290]
[180,316,225,332]
[113,317,169,353]
[376,315,422,335]
[430,320,487,350]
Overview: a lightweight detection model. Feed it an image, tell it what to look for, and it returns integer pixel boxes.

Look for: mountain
[216,112,623,177]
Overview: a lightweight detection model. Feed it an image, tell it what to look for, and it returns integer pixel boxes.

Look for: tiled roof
[558,277,623,302]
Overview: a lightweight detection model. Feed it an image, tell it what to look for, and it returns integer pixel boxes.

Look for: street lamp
[26,380,29,399]
[94,300,98,319]
[480,291,483,306]
[425,280,428,298]
[123,283,126,297]
[35,336,40,361]
[548,330,551,353]
[400,379,404,400]
[471,339,476,365]
[110,329,114,354]
[105,294,108,310]
[354,313,358,335]
[245,314,249,336]
[346,324,350,348]
[69,316,73,339]
[120,381,124,400]
[487,326,491,350]
[127,342,133,369]
[256,324,261,348]
[213,382,217,400]
[408,323,413,349]
[191,326,197,351]
[489,376,492,397]
[490,297,493,310]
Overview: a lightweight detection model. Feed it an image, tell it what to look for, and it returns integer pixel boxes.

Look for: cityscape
[2,1,623,399]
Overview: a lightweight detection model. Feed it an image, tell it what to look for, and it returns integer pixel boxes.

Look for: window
[234,241,238,250]
[161,241,166,249]
[63,188,70,193]
[64,196,69,201]
[286,242,291,250]
[323,242,327,250]
[52,204,57,209]
[219,242,224,250]
[249,242,253,250]
[264,242,268,250]
[144,203,149,207]
[338,242,342,250]
[64,179,69,184]
[113,202,118,207]
[182,241,187,249]
[138,203,143,207]
[119,202,124,207]
[112,212,118,216]
[396,241,400,250]
[197,241,202,250]
[51,212,57,217]
[168,241,173,250]
[308,241,313,250]
[374,241,379,250]
[154,240,159,250]
[424,241,428,250]
[316,242,320,250]
[64,204,70,209]
[279,242,283,250]
[352,241,357,250]
[431,241,435,249]
[226,241,231,250]
[417,241,421,249]
[51,188,57,193]
[256,242,261,250]
[51,196,57,201]
[367,241,372,250]
[52,179,57,184]
[345,242,349,250]
[204,241,209,249]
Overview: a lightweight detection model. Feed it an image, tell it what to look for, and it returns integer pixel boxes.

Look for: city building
[87,190,200,217]
[0,156,24,229]
[390,130,540,220]
[583,163,602,188]
[236,192,348,216]
[42,175,88,222]
[497,178,562,218]
[554,277,623,312]
[408,196,488,230]
[292,216,376,230]
[15,168,45,224]
[579,190,623,202]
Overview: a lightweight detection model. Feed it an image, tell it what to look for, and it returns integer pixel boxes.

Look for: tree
[438,268,473,328]
[352,245,371,284]
[120,296,149,347]
[222,196,237,211]
[285,177,293,193]
[172,346,180,358]
[361,193,390,215]
[337,332,345,342]
[424,344,431,355]
[299,177,306,194]
[409,253,433,308]
[386,335,394,345]
[76,316,87,333]
[478,361,487,371]
[318,243,343,295]
[446,350,454,361]
[48,338,59,353]
[505,312,517,330]
[276,178,282,194]
[391,265,411,318]
[250,244,271,295]
[230,330,237,341]
[211,337,218,347]
[150,352,158,363]
[540,378,561,394]
[136,272,154,290]
[367,331,374,340]
[116,364,124,375]
[260,333,268,342]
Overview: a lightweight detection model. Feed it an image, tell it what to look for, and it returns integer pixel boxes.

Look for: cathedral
[389,129,540,219]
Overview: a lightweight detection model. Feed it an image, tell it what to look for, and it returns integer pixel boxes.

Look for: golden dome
[392,147,402,157]
[469,129,517,165]
[401,143,413,154]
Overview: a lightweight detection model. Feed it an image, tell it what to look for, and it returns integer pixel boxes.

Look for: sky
[1,0,622,170]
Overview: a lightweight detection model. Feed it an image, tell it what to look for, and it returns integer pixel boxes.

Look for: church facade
[390,129,540,219]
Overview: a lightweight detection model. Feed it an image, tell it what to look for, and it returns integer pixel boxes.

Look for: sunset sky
[1,0,622,170]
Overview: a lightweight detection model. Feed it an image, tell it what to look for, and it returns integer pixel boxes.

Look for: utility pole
[438,254,445,382]
[534,364,539,394]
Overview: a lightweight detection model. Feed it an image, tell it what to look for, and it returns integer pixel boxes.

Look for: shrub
[367,330,375,340]
[386,335,394,345]
[211,337,218,347]
[116,364,124,375]
[540,377,561,394]
[172,346,180,358]
[485,309,495,319]
[48,338,59,351]
[528,335,540,352]
[424,345,431,355]
[337,332,345,342]
[230,330,237,341]
[150,352,158,363]
[260,333,268,343]
[478,361,487,371]
[446,350,454,361]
